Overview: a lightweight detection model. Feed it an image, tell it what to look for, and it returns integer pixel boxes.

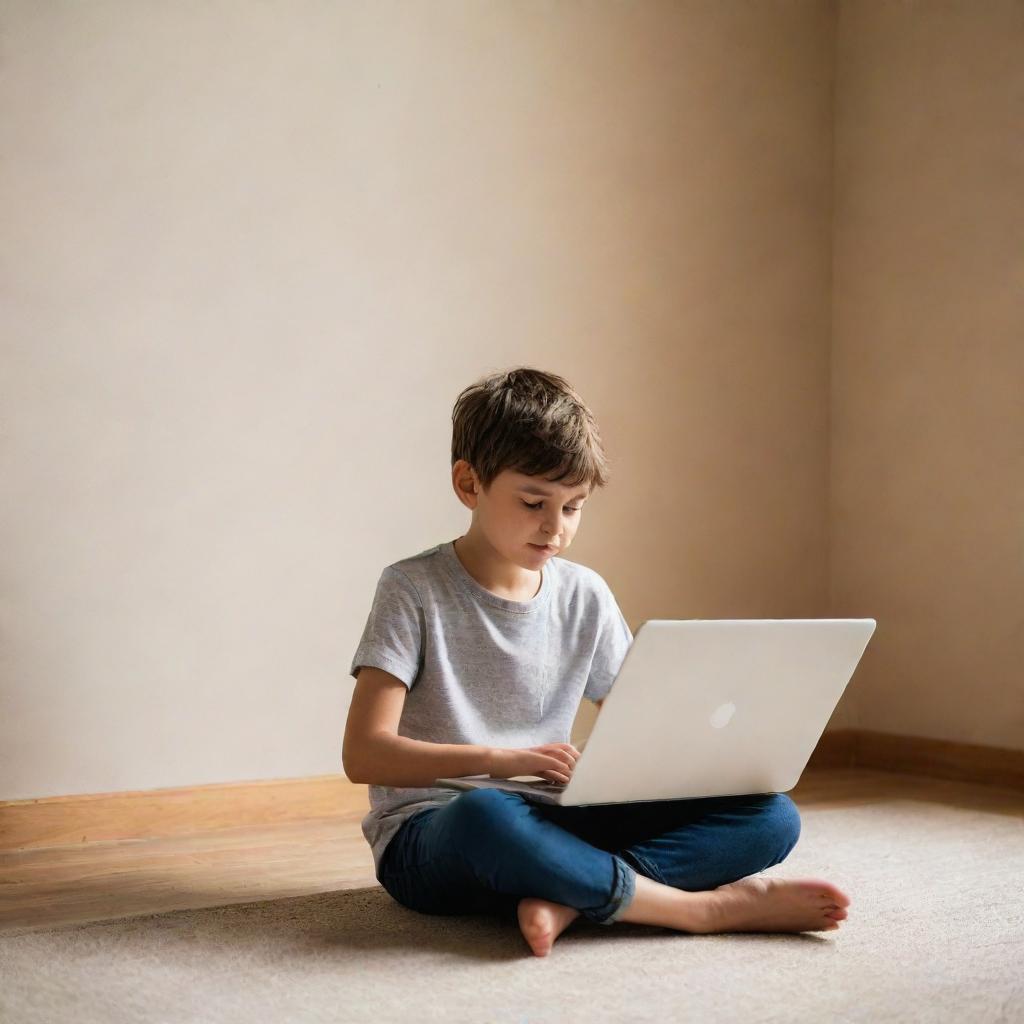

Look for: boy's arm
[344,666,493,786]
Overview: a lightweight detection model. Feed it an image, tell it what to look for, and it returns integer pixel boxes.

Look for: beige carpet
[2,794,1022,1023]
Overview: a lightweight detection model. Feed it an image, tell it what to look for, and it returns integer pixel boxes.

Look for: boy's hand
[488,743,581,784]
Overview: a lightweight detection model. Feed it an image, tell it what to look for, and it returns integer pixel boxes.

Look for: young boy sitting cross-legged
[343,366,850,957]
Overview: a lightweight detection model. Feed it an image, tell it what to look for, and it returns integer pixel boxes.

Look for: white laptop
[434,618,876,806]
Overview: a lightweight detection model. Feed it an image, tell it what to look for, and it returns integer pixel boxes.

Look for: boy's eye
[522,501,582,513]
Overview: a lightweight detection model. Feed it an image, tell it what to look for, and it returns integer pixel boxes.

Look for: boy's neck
[452,534,543,602]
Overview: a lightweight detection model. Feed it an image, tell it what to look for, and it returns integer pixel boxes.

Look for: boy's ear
[452,460,481,510]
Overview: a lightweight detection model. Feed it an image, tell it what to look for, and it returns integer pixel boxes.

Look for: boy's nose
[542,514,568,537]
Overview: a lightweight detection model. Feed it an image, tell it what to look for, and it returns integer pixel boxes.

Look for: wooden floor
[2,768,1022,934]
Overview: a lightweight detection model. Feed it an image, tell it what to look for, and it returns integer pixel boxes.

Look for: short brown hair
[451,367,611,493]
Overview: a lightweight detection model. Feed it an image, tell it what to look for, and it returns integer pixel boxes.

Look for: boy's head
[450,367,610,563]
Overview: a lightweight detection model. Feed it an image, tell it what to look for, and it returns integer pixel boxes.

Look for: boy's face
[452,461,590,565]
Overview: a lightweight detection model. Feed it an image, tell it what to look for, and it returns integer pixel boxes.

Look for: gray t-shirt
[348,538,633,878]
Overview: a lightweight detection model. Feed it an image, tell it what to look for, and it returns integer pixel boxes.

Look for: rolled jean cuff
[586,853,637,926]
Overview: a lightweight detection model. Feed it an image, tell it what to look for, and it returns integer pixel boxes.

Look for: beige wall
[0,1,1017,803]
[830,0,1024,749]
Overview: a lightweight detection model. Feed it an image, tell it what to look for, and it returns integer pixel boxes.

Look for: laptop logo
[710,702,737,729]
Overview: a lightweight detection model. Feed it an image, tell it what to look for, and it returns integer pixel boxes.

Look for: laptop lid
[558,618,876,806]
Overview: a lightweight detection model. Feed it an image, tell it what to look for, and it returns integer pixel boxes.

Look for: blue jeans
[376,788,802,927]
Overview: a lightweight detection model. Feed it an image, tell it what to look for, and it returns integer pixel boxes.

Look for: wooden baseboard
[808,729,1024,790]
[3,731,1022,853]
[0,775,366,853]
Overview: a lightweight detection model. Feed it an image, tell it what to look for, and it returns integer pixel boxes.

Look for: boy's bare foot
[695,876,851,935]
[516,896,581,957]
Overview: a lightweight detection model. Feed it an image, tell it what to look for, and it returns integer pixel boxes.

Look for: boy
[344,367,850,957]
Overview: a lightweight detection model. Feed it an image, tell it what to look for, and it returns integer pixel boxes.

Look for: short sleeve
[583,581,634,703]
[349,566,425,690]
